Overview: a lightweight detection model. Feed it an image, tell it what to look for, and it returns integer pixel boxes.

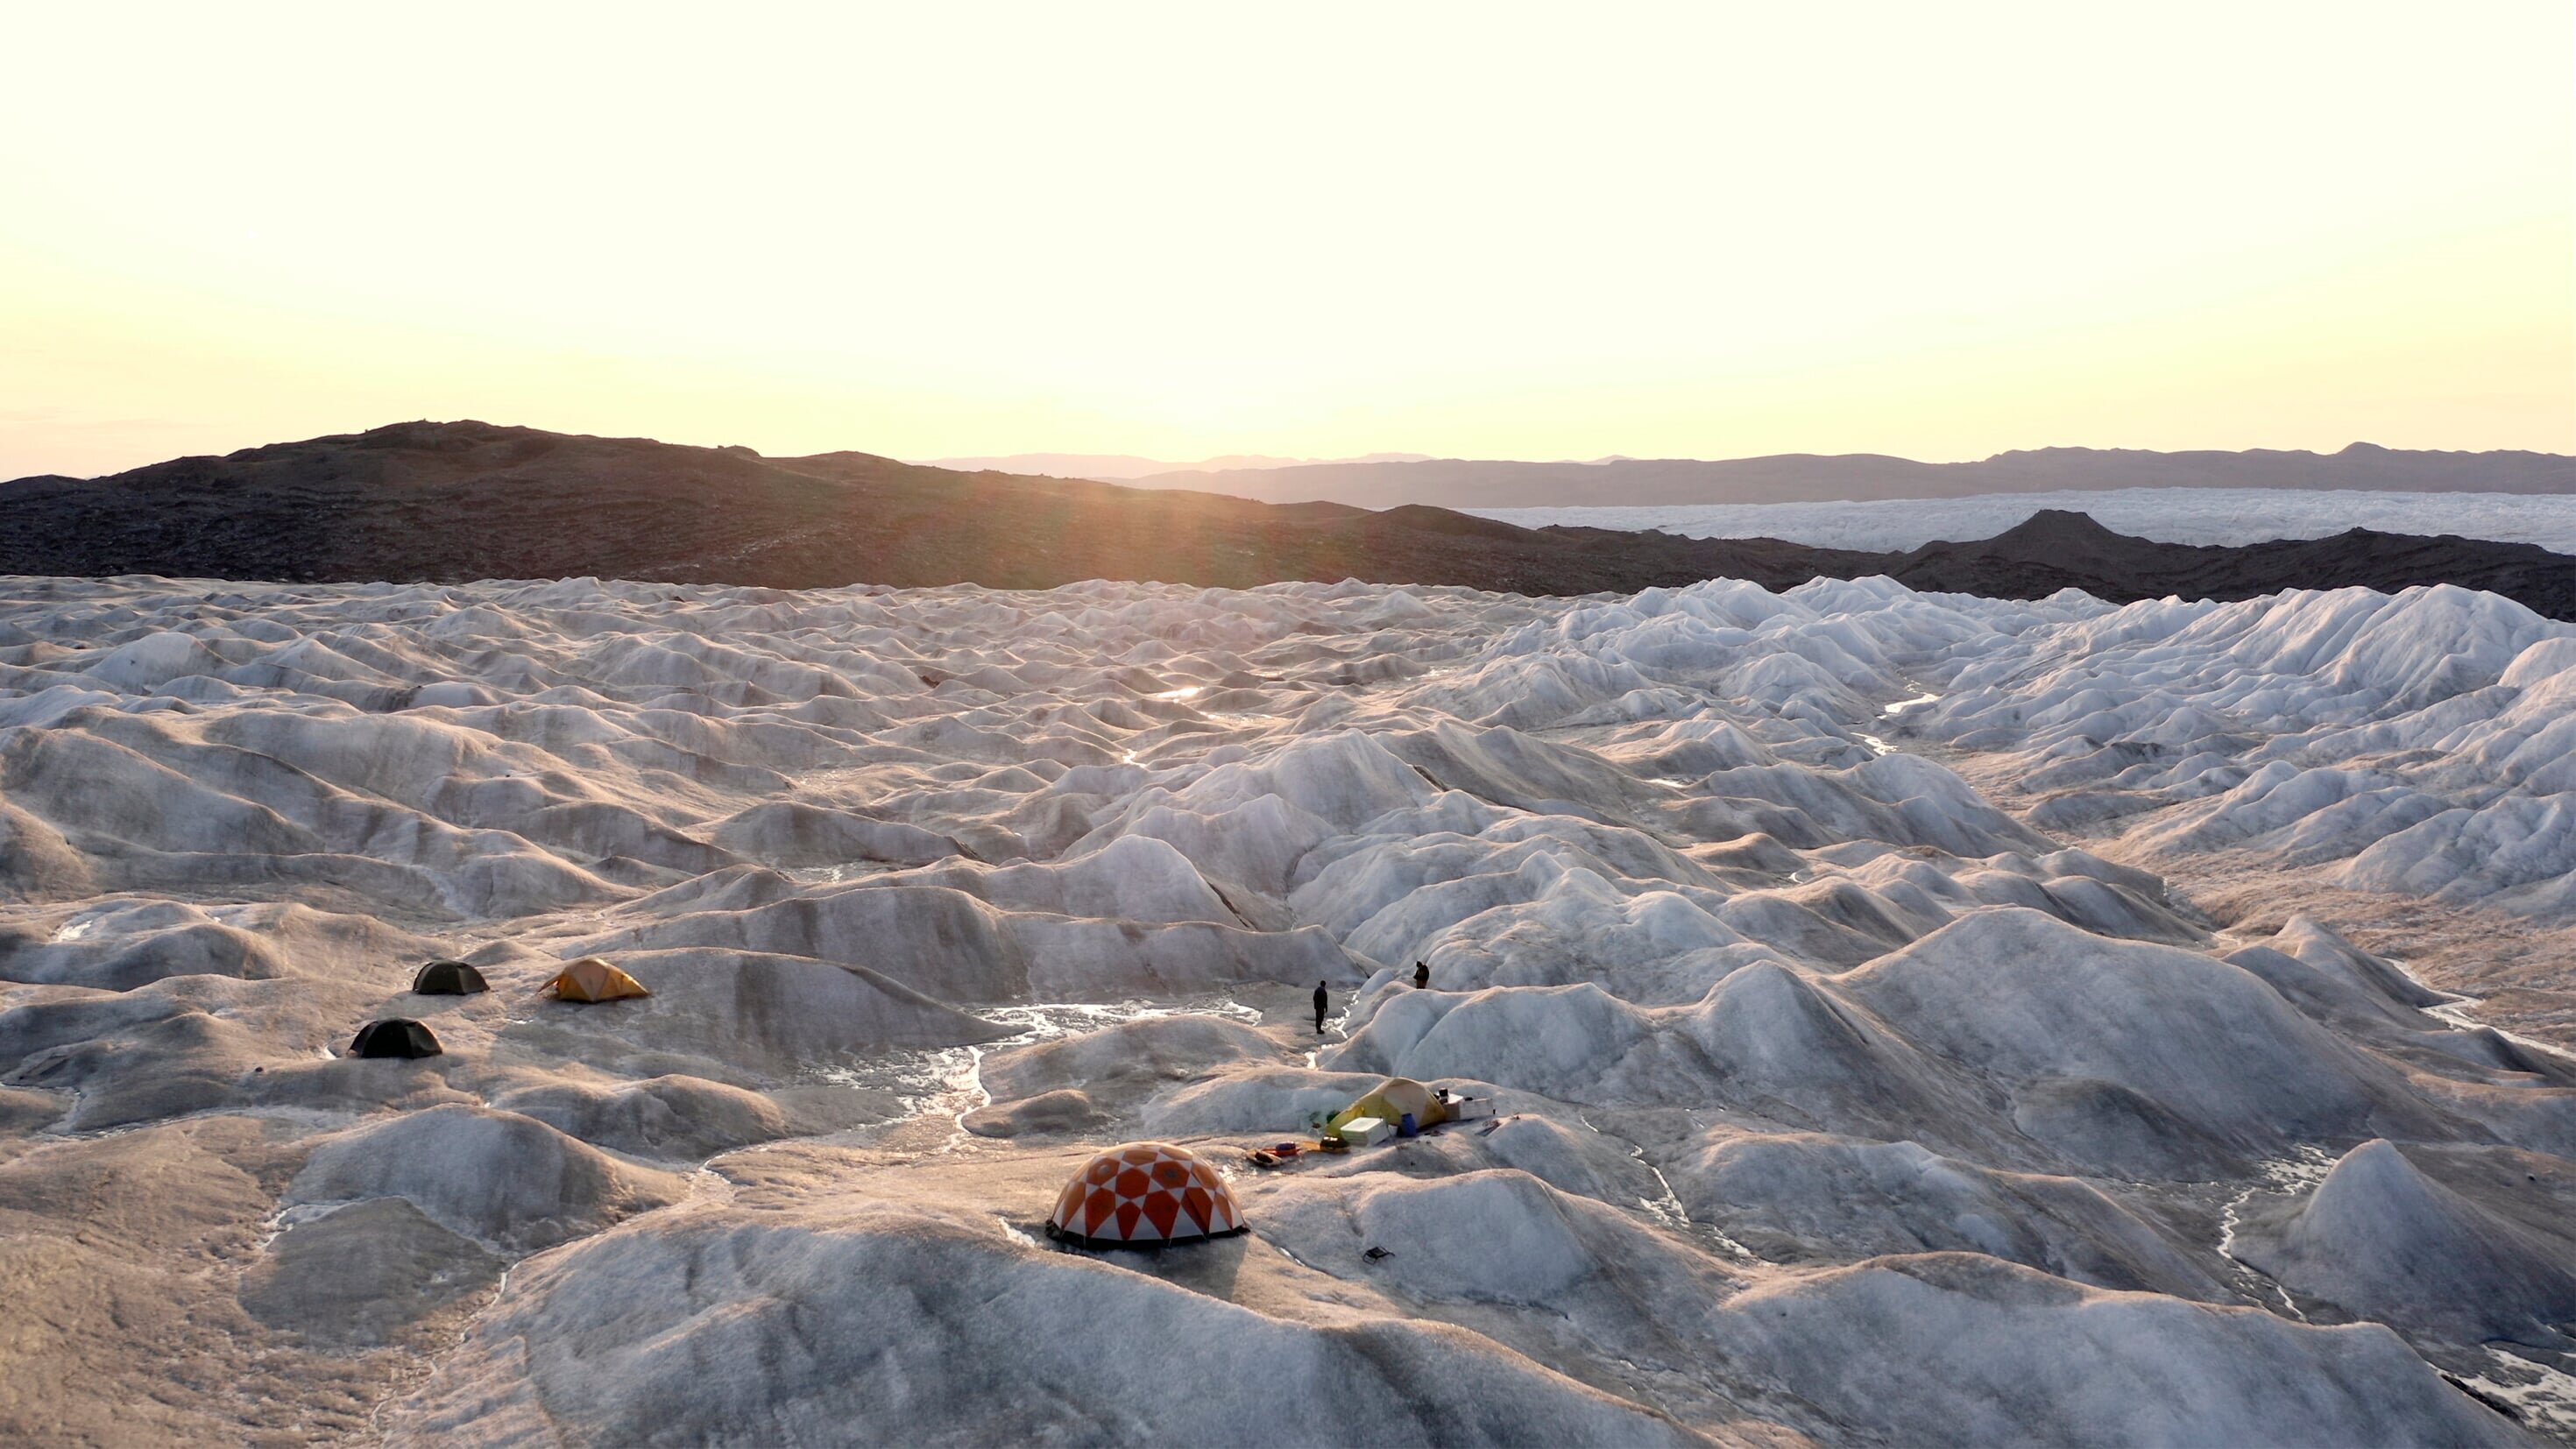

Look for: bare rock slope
[11,421,2576,616]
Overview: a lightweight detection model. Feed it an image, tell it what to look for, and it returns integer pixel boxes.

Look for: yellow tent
[547,957,651,1003]
[1327,1077,1448,1137]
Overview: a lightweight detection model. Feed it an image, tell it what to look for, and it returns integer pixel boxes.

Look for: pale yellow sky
[3,3,2569,478]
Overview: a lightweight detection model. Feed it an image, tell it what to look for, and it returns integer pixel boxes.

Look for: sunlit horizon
[4,2,2569,480]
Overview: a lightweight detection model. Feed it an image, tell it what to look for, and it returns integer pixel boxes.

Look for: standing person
[1413,960,1430,990]
[1313,980,1329,1035]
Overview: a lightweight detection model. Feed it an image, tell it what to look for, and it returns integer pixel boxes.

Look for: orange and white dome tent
[546,957,650,1003]
[1046,1142,1244,1249]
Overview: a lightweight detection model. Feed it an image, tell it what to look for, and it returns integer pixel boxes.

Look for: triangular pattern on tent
[1046,1142,1242,1249]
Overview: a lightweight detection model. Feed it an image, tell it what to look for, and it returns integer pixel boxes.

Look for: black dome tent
[411,959,490,994]
[350,1018,442,1059]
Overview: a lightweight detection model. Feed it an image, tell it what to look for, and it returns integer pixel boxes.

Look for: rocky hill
[10,422,2576,617]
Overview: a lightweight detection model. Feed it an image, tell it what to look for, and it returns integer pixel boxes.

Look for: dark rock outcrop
[11,423,2576,617]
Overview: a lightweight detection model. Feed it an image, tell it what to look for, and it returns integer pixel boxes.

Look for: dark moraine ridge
[10,421,2576,618]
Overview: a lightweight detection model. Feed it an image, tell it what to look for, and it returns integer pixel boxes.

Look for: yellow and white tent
[546,957,651,1003]
[1327,1077,1449,1137]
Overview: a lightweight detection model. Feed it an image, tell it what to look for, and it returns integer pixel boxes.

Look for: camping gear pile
[1320,1077,1486,1142]
[1247,1078,1494,1167]
[1247,1137,1350,1168]
[1047,1142,1244,1250]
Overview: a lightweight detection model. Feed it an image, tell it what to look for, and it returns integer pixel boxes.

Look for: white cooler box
[1338,1115,1393,1147]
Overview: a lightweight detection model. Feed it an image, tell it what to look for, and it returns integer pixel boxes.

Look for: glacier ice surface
[0,569,2568,1445]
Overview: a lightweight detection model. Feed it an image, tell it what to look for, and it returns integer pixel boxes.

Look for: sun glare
[1,2,2567,476]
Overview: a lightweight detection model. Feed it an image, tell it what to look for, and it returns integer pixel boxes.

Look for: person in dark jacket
[1413,960,1431,990]
[1313,980,1330,1035]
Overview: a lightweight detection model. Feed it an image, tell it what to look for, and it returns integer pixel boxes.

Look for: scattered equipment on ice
[1325,1077,1457,1142]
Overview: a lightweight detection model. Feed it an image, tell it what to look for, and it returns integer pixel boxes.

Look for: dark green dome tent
[350,1019,442,1059]
[411,959,490,994]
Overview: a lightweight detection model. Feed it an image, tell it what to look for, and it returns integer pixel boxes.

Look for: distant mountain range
[1129,443,2576,507]
[918,451,1434,480]
[9,421,2576,617]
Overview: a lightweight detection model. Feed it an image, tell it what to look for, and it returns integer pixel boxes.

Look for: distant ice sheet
[1470,488,2576,553]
